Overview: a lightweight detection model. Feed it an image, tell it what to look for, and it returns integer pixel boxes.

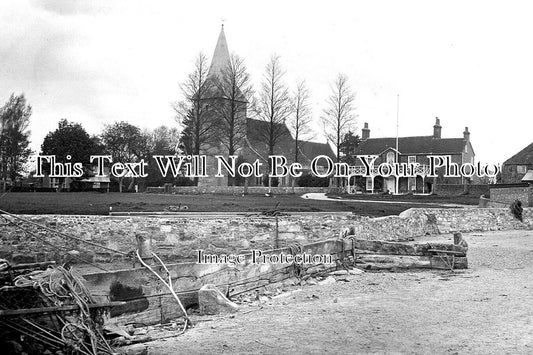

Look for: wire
[136,250,193,327]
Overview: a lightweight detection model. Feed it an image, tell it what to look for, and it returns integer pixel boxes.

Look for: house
[197,26,335,187]
[351,118,474,194]
[501,142,533,183]
[33,165,110,192]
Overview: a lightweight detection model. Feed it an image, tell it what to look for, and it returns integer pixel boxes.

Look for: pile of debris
[0,261,118,354]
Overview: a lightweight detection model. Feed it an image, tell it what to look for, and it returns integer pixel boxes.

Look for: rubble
[198,284,239,315]
[318,276,336,285]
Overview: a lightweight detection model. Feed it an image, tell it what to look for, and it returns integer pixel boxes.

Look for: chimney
[433,117,441,139]
[463,127,470,142]
[362,122,370,140]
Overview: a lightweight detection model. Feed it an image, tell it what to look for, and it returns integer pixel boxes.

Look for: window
[386,151,395,164]
[366,177,373,191]
[408,156,416,164]
[517,165,527,174]
[408,177,416,191]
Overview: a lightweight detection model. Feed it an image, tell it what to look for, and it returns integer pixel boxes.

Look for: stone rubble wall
[489,184,533,207]
[433,184,489,197]
[1,208,531,265]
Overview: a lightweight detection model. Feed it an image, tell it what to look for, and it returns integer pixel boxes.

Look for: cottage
[501,142,533,183]
[351,118,474,194]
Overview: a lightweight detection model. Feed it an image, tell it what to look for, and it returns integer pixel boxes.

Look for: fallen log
[342,239,467,257]
[355,254,467,270]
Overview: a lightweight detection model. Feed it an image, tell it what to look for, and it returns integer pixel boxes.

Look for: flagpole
[396,94,399,152]
[395,94,399,194]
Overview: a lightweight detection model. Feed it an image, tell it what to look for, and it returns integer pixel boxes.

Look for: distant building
[197,26,335,187]
[352,118,474,194]
[501,142,533,183]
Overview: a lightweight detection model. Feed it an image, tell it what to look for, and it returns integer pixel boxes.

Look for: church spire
[208,25,231,78]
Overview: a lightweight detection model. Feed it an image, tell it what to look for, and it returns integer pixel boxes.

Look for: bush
[175,176,195,186]
[296,173,329,187]
[262,176,279,187]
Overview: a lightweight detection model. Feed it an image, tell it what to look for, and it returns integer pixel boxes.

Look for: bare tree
[174,52,218,157]
[174,52,219,185]
[258,55,293,187]
[290,80,313,165]
[209,53,254,185]
[214,55,253,153]
[322,73,357,163]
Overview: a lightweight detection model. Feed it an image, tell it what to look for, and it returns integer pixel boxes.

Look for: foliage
[101,121,148,163]
[144,125,182,187]
[296,173,329,187]
[0,94,33,185]
[339,130,361,165]
[41,119,102,164]
[101,121,148,192]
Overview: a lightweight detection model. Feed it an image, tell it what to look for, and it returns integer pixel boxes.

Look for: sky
[1,0,532,165]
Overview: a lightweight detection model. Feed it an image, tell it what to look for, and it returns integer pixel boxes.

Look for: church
[196,26,335,187]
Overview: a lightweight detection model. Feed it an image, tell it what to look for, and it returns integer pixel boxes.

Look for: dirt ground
[143,230,533,354]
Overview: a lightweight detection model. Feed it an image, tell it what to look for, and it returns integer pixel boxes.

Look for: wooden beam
[356,254,467,270]
[0,302,126,317]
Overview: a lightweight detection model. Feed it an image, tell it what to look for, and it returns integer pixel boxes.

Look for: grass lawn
[0,191,477,217]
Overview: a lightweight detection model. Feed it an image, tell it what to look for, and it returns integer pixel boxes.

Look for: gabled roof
[208,25,230,79]
[298,141,336,164]
[354,136,467,156]
[504,142,533,165]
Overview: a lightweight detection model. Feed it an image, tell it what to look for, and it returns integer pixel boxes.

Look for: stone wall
[489,184,532,207]
[146,186,340,195]
[1,208,531,265]
[478,195,509,208]
[433,184,489,197]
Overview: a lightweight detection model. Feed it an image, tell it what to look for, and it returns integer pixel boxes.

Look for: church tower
[197,25,248,187]
[208,25,231,79]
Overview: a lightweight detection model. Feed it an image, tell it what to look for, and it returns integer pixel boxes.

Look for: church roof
[243,118,336,165]
[245,118,294,160]
[355,136,467,156]
[504,142,533,165]
[298,141,336,164]
[208,25,231,78]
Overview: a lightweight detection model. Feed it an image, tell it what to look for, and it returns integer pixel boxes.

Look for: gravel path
[301,192,467,208]
[145,230,533,354]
